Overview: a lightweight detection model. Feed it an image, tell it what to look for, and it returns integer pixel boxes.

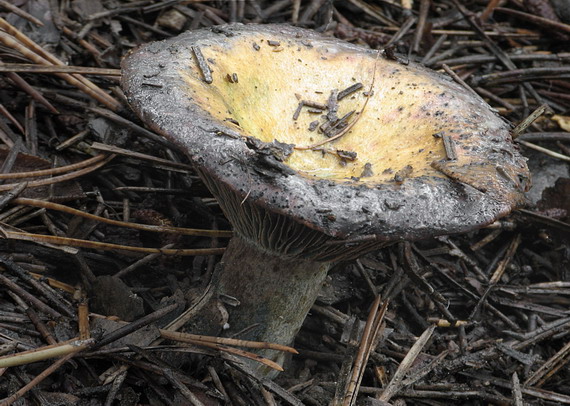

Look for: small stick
[0,0,43,26]
[337,83,363,101]
[0,63,120,76]
[6,72,59,114]
[303,100,327,110]
[90,304,179,350]
[0,272,62,319]
[0,18,122,111]
[412,0,431,53]
[78,301,90,340]
[292,101,304,120]
[494,7,570,34]
[0,256,74,317]
[0,182,27,211]
[0,154,108,180]
[90,142,193,171]
[162,369,206,406]
[480,0,502,22]
[197,341,285,372]
[8,291,57,345]
[469,234,521,319]
[191,46,213,84]
[442,135,457,160]
[0,103,24,134]
[441,63,480,99]
[114,244,174,279]
[24,100,37,155]
[297,50,380,150]
[327,89,339,122]
[512,104,550,138]
[379,325,437,402]
[512,372,524,406]
[104,370,128,406]
[55,129,89,151]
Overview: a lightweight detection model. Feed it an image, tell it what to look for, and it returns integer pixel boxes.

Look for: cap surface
[121,24,529,251]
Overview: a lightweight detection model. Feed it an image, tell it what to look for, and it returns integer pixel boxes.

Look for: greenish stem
[215,234,330,377]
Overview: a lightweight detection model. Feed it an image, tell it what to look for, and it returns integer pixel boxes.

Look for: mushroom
[121,24,530,377]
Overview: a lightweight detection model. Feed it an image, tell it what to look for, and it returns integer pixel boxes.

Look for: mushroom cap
[121,24,529,260]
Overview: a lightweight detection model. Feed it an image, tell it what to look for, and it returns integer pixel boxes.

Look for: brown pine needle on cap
[296,50,380,151]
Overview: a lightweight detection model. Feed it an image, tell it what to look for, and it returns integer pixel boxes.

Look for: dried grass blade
[0,338,92,368]
[13,198,232,238]
[0,229,226,256]
[0,154,115,192]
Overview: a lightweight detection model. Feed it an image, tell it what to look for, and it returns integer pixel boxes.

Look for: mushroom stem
[214,235,330,377]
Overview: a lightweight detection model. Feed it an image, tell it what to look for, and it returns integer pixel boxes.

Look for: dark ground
[0,0,570,405]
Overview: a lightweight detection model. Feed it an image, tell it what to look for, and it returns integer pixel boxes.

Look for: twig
[0,1,43,26]
[341,296,388,406]
[379,325,437,402]
[512,104,551,137]
[441,63,480,98]
[0,272,62,319]
[495,7,570,34]
[0,63,120,76]
[524,340,570,387]
[296,50,380,151]
[512,372,524,406]
[90,304,180,350]
[0,182,27,211]
[469,234,521,319]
